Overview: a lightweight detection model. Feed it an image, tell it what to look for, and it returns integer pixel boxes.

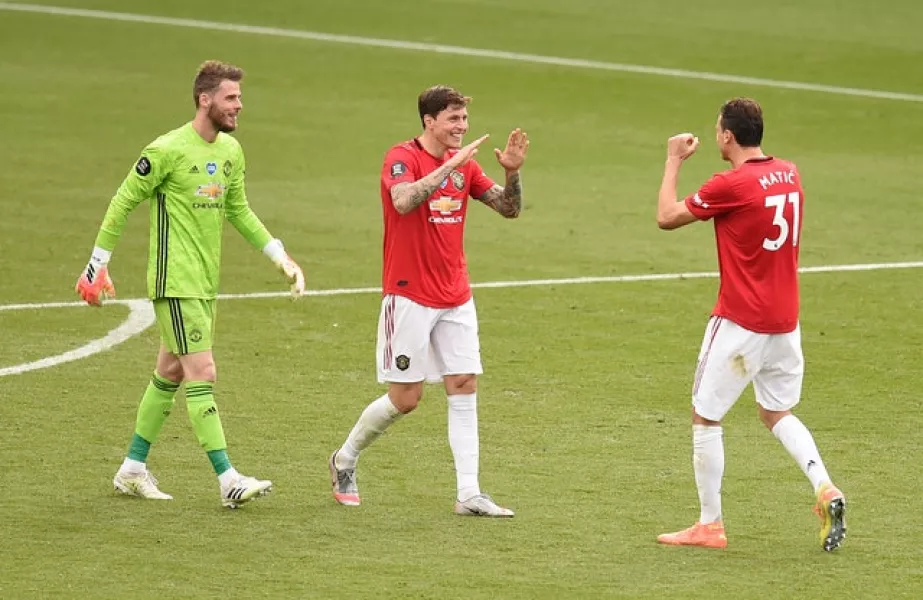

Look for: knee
[758,407,790,430]
[388,383,424,414]
[692,407,721,426]
[197,362,217,383]
[159,362,184,384]
[445,374,477,395]
[183,359,217,383]
[156,357,184,384]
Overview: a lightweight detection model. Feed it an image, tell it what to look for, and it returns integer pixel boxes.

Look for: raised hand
[667,133,700,161]
[448,134,490,169]
[494,128,530,172]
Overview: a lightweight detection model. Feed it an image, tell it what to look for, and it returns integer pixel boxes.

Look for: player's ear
[422,114,434,130]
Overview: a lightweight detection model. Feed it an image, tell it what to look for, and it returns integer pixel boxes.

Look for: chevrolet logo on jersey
[429,197,462,215]
[195,182,225,200]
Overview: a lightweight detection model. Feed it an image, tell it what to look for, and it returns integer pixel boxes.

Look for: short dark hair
[193,60,244,107]
[418,85,471,127]
[719,98,763,147]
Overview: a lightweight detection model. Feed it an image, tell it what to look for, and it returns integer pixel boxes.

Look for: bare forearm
[499,170,522,218]
[392,163,457,214]
[478,171,523,218]
[657,159,683,229]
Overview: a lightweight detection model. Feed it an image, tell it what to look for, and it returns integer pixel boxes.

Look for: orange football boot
[813,483,847,551]
[657,521,728,549]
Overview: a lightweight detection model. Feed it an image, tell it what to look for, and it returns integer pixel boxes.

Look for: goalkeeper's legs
[114,346,181,500]
[180,349,272,508]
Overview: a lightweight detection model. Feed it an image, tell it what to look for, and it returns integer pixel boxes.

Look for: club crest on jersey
[195,182,225,200]
[449,170,465,190]
[206,162,218,175]
[223,160,232,177]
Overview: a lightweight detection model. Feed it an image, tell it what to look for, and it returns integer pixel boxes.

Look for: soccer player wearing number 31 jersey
[75,61,305,508]
[654,98,846,551]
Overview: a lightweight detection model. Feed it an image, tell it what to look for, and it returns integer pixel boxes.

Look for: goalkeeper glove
[75,247,116,306]
[263,238,305,298]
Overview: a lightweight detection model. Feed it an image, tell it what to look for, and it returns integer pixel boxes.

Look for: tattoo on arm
[478,172,522,218]
[391,163,457,214]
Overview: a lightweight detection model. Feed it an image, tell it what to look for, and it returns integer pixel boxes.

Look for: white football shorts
[376,294,483,384]
[692,316,804,421]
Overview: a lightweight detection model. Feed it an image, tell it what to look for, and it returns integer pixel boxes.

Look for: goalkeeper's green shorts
[152,298,217,355]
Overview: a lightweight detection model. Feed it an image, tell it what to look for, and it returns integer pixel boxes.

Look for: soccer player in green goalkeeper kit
[75,60,305,509]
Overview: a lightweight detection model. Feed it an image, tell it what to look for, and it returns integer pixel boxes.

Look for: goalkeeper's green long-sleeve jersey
[95,123,273,299]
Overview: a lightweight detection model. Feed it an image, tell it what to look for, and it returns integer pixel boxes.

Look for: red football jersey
[684,157,804,333]
[380,138,495,308]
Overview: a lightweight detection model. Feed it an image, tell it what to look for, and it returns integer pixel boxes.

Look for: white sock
[218,467,240,489]
[693,424,724,524]
[336,394,402,469]
[448,393,480,502]
[771,414,831,492]
[120,457,146,473]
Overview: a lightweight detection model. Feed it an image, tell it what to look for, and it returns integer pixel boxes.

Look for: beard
[208,105,237,133]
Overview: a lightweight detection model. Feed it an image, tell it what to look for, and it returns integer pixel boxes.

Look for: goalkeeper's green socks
[185,381,232,475]
[125,372,179,466]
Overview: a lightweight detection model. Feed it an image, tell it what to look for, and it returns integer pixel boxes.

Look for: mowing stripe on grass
[1,3,922,103]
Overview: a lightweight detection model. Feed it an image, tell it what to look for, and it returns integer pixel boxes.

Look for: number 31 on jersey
[763,192,801,251]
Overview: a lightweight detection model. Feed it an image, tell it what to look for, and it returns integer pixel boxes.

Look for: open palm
[494,128,530,171]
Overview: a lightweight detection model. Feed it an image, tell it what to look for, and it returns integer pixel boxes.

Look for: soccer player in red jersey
[654,98,846,551]
[329,86,529,517]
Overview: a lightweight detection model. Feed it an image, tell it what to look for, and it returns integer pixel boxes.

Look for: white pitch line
[3,260,923,312]
[0,300,155,377]
[1,3,922,103]
[2,260,921,377]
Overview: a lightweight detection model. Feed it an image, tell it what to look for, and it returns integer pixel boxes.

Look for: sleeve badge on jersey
[135,156,152,176]
[390,161,407,179]
[449,170,465,189]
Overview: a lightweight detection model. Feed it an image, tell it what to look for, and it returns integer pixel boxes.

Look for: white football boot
[454,493,514,518]
[113,470,173,500]
[220,474,273,509]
